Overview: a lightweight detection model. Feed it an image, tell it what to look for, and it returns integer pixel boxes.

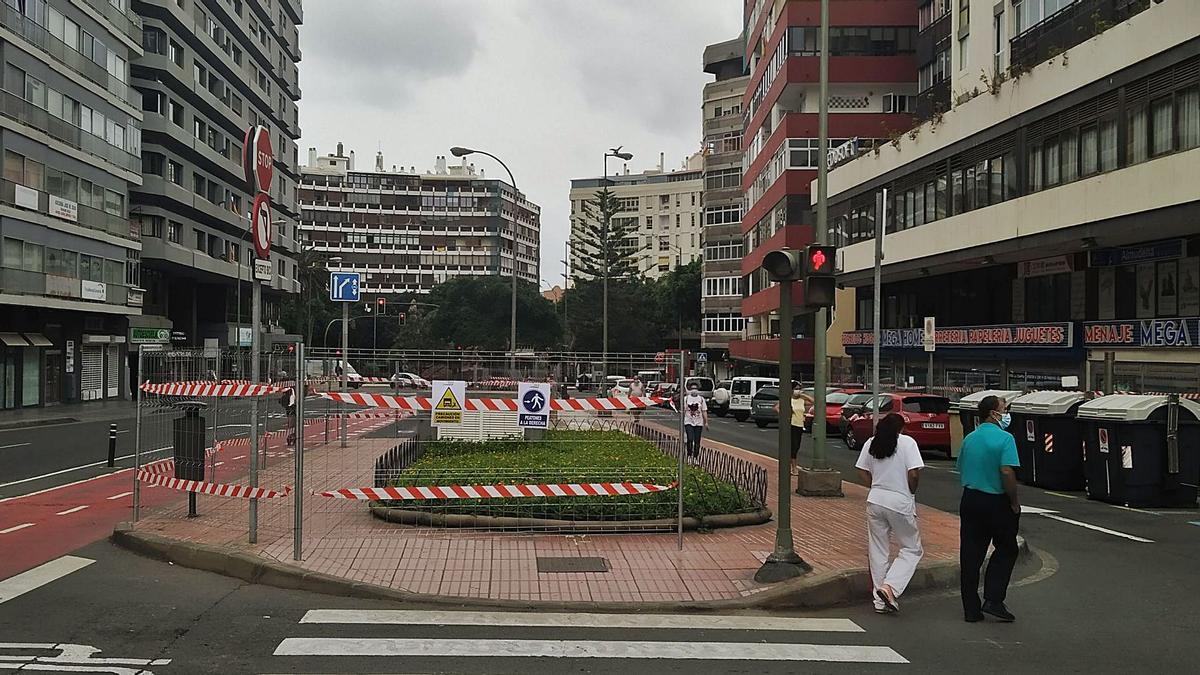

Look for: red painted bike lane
[0,416,386,580]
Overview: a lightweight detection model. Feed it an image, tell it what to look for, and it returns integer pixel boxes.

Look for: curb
[368,505,773,532]
[109,526,1030,611]
[0,417,79,430]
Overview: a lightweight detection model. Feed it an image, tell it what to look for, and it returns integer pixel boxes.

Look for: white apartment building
[568,153,704,281]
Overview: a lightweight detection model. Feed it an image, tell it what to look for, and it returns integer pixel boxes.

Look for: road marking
[0,641,169,670]
[0,442,31,449]
[1189,521,1200,527]
[105,491,133,500]
[0,523,34,534]
[1105,504,1161,516]
[1022,505,1154,542]
[1044,491,1079,500]
[300,610,863,633]
[0,555,94,604]
[54,505,89,515]
[0,444,171,492]
[233,455,246,460]
[273,638,907,663]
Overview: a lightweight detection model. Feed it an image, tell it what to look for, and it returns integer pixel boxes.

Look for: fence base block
[796,467,845,498]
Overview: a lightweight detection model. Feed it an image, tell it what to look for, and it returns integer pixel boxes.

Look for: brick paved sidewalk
[130,417,959,604]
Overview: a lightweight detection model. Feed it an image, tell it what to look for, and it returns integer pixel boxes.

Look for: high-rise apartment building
[829,0,1199,393]
[131,0,303,350]
[735,0,919,377]
[700,38,750,376]
[299,147,540,300]
[0,0,145,407]
[568,154,704,282]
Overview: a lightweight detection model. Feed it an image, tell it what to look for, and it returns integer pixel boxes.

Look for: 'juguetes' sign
[843,322,1073,349]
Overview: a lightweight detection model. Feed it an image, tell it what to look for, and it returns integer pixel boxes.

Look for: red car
[804,389,870,433]
[845,394,952,456]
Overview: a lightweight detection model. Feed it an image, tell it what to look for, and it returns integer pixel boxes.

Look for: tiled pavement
[131,415,959,604]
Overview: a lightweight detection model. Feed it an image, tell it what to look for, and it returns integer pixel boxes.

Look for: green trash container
[1008,391,1087,489]
[951,389,1023,459]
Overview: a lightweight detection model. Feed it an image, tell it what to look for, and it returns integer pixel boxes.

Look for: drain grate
[536,556,609,573]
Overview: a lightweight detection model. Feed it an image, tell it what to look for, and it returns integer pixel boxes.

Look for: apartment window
[140,216,163,238]
[1128,105,1148,165]
[1028,145,1043,192]
[1081,124,1099,175]
[989,155,1005,203]
[1178,86,1200,150]
[1099,118,1118,171]
[169,40,183,67]
[1061,129,1079,182]
[167,220,182,243]
[168,98,184,126]
[705,167,740,190]
[2,151,21,184]
[143,27,166,55]
[194,229,206,252]
[703,314,746,334]
[1150,97,1174,157]
[882,93,915,114]
[142,152,164,176]
[703,277,741,297]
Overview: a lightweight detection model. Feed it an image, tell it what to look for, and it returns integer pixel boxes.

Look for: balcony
[0,5,139,109]
[916,79,950,121]
[0,90,140,175]
[1010,0,1151,74]
[1,268,134,309]
[729,335,815,365]
[81,0,142,44]
[1,178,137,242]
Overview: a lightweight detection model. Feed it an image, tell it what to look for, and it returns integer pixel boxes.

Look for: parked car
[684,377,715,400]
[844,394,952,456]
[391,371,430,389]
[728,376,779,422]
[804,389,869,433]
[750,385,781,428]
[710,380,732,416]
[835,391,879,440]
[609,378,633,396]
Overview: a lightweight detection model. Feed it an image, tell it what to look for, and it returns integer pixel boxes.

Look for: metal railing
[0,89,140,173]
[80,0,142,42]
[629,421,768,509]
[1,178,136,241]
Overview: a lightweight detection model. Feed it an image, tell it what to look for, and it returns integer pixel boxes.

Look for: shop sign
[65,339,74,373]
[49,196,78,222]
[843,322,1073,349]
[81,280,106,301]
[130,328,170,344]
[14,184,38,210]
[827,138,859,169]
[1088,239,1185,267]
[1083,318,1199,348]
[1017,255,1072,278]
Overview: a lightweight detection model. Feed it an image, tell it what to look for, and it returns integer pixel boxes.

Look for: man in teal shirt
[957,395,1021,623]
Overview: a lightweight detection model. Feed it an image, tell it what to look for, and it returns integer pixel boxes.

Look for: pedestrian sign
[518,382,551,429]
[329,272,361,302]
[695,352,708,363]
[431,380,465,426]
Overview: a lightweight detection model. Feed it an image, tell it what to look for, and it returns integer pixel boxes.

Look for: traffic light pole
[798,0,843,498]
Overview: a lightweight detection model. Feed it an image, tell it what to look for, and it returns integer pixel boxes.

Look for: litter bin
[172,401,208,481]
[1077,395,1200,508]
[1008,391,1088,489]
[950,389,1024,459]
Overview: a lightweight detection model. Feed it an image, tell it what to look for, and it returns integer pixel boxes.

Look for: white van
[304,359,363,388]
[729,376,779,422]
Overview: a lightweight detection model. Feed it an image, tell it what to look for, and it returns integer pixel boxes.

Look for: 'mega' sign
[1083,318,1199,348]
[843,322,1073,349]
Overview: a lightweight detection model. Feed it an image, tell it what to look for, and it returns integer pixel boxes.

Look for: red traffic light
[377,297,386,306]
[811,249,827,270]
[804,244,838,276]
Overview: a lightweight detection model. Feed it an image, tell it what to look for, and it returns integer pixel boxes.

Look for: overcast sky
[297,0,742,286]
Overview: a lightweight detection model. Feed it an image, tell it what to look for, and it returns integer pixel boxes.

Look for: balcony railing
[80,0,142,43]
[0,5,138,108]
[0,267,132,306]
[0,89,140,174]
[1009,0,1151,74]
[1,178,137,242]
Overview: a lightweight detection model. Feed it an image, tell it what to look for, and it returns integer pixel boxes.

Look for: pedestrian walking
[774,385,808,476]
[628,377,645,419]
[958,395,1021,623]
[682,383,708,458]
[855,412,925,614]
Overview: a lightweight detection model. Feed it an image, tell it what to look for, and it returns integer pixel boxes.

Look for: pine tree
[572,187,640,282]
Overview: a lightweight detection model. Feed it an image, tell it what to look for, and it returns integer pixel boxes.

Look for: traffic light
[803,244,838,309]
[377,297,386,312]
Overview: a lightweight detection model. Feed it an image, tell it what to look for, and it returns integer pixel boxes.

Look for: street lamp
[601,146,633,378]
[451,146,522,377]
[753,249,812,583]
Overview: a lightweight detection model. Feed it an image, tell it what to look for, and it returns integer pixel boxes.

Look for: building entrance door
[44,351,62,405]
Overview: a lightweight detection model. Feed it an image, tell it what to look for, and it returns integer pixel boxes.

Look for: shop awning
[0,333,29,347]
[23,333,53,347]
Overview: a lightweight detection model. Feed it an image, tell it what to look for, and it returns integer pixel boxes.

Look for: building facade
[568,155,704,282]
[0,0,145,407]
[735,0,919,377]
[827,0,1199,394]
[299,147,540,301]
[131,0,303,351]
[700,38,750,377]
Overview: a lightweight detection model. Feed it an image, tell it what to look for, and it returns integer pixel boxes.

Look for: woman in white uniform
[855,412,925,613]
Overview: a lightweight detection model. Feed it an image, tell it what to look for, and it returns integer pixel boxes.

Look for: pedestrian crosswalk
[270,609,909,670]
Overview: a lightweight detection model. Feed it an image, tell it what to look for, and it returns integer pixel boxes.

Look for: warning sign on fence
[431,380,465,425]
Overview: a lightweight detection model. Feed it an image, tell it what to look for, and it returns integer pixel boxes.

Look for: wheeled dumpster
[1008,391,1088,489]
[1077,395,1200,508]
[950,389,1023,459]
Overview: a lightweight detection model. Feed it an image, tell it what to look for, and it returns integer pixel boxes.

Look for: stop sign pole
[241,125,274,544]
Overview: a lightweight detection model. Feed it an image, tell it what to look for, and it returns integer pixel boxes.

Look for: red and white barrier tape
[316,391,664,412]
[318,481,676,500]
[137,470,291,499]
[140,381,282,397]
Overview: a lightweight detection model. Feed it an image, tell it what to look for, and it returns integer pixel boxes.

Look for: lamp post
[450,146,522,378]
[753,249,812,583]
[668,244,685,352]
[601,147,633,378]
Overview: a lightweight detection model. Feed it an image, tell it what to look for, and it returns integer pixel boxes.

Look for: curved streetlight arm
[321,315,372,345]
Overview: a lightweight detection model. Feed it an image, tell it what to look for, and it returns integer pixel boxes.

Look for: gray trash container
[951,389,1023,459]
[1078,395,1200,508]
[1009,391,1088,489]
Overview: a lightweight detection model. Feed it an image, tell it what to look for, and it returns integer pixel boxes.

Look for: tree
[279,246,337,346]
[652,259,702,337]
[562,278,662,352]
[572,187,640,282]
[392,276,562,350]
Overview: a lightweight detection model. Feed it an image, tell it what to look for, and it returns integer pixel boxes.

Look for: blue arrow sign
[329,272,361,302]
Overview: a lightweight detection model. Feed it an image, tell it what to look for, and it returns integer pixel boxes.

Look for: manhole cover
[536,556,609,573]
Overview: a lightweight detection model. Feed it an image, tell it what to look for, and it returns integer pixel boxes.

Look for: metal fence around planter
[628,422,768,510]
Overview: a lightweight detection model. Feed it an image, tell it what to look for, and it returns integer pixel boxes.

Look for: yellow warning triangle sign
[435,387,461,410]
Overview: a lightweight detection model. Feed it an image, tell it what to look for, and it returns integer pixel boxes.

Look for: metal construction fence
[130,347,766,587]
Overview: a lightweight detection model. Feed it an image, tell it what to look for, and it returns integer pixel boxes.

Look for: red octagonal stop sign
[254,126,274,194]
[251,192,272,259]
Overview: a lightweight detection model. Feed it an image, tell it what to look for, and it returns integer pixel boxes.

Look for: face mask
[792,391,802,398]
[998,412,1012,430]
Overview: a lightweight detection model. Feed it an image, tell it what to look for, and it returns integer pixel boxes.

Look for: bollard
[107,423,117,467]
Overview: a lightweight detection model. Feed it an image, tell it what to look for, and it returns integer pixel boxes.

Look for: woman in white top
[855,412,925,614]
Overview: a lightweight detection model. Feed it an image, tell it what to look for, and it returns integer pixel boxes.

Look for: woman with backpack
[855,412,925,614]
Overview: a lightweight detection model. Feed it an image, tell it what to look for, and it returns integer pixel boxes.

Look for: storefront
[0,332,54,409]
[1083,317,1200,393]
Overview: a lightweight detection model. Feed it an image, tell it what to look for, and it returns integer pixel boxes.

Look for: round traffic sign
[251,192,272,259]
[254,127,274,193]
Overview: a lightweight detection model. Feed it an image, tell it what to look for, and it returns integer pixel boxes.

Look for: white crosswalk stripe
[272,609,909,666]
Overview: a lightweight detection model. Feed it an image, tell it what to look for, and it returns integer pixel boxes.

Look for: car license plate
[923,422,945,429]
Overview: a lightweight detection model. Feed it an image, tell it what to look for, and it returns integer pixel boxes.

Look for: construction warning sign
[431,380,465,426]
